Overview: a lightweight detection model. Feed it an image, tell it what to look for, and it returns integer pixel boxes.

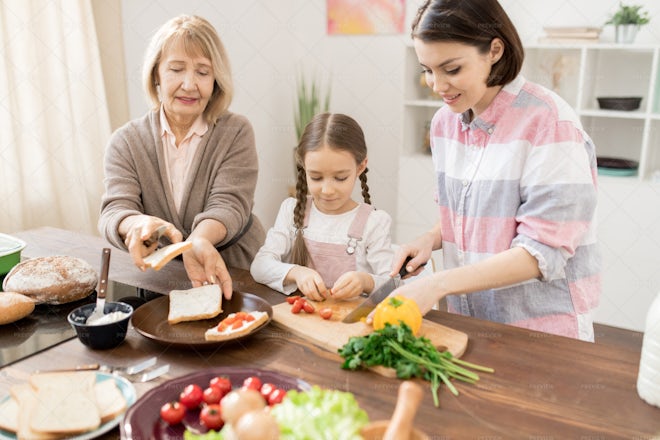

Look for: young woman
[250,113,394,301]
[98,15,265,299]
[380,0,600,340]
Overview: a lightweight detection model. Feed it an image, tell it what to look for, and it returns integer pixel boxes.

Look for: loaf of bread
[2,256,97,304]
[143,241,192,271]
[168,284,223,324]
[0,292,35,325]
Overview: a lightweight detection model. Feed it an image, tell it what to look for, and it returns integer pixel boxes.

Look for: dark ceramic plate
[131,291,272,348]
[596,156,639,170]
[596,96,642,111]
[120,367,311,439]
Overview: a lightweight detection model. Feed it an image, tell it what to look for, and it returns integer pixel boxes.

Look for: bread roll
[0,292,35,325]
[2,256,97,304]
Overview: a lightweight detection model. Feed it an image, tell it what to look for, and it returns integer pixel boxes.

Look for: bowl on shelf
[68,301,133,349]
[596,96,642,111]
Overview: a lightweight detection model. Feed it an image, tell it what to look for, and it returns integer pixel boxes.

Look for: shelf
[579,109,647,119]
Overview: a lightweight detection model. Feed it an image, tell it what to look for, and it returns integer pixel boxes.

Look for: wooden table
[1,227,659,439]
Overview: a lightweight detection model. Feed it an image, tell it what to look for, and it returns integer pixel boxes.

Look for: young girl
[250,113,394,301]
[379,0,600,341]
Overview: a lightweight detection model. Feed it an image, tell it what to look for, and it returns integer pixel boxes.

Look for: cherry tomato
[286,295,301,304]
[203,386,223,404]
[319,307,333,320]
[268,388,287,405]
[179,383,204,409]
[260,382,277,399]
[160,401,185,425]
[302,301,315,313]
[243,376,262,391]
[209,376,232,394]
[200,403,224,430]
[291,298,304,314]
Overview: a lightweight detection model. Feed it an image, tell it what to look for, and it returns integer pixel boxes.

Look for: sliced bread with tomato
[204,311,269,341]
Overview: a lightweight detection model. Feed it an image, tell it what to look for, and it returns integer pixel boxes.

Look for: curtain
[0,0,110,235]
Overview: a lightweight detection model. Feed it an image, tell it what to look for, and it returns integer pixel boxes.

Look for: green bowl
[0,233,26,276]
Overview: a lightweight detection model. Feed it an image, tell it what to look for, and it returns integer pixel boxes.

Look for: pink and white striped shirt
[430,75,600,340]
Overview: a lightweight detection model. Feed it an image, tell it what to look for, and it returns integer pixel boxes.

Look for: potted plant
[605,3,650,43]
[294,73,331,143]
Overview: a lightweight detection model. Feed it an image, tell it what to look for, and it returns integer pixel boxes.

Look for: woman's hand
[366,274,442,324]
[331,272,374,300]
[391,230,437,278]
[286,266,328,301]
[120,215,182,271]
[182,237,233,300]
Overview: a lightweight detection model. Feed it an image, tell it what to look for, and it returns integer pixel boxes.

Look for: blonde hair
[142,15,233,123]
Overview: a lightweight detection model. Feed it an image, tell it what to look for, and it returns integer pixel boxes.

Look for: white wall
[120,0,660,331]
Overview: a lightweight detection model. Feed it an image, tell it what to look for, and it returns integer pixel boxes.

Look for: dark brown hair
[411,0,524,87]
[290,113,371,267]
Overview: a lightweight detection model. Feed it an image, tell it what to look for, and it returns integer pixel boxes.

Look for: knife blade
[342,257,423,323]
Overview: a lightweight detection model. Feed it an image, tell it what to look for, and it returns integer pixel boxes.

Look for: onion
[220,389,266,425]
[234,410,279,440]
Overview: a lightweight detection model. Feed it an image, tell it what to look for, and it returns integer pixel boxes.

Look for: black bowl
[597,96,642,111]
[67,302,133,349]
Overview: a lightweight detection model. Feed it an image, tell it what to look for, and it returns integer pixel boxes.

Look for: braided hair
[289,113,371,266]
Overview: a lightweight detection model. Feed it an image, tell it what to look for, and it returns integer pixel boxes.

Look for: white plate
[0,372,136,440]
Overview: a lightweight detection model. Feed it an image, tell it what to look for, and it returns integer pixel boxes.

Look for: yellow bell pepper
[373,295,422,335]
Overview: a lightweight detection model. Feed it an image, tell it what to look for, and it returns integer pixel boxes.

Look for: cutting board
[271,297,468,377]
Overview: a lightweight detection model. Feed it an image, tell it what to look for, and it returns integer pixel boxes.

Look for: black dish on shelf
[596,96,642,111]
[596,156,639,170]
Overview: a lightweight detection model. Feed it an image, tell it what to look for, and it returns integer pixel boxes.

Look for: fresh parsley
[338,323,493,407]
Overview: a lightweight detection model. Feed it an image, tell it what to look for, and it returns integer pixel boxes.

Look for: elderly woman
[99,15,265,299]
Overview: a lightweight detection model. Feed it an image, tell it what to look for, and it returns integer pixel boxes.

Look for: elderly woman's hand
[121,215,182,271]
[182,237,233,300]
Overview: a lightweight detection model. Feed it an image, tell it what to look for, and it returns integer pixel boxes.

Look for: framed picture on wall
[327,0,405,35]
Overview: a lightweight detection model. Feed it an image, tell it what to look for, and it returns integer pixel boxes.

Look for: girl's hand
[121,215,182,271]
[331,272,373,300]
[182,237,233,300]
[287,266,328,301]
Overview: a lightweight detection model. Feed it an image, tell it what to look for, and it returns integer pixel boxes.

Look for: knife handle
[398,256,426,278]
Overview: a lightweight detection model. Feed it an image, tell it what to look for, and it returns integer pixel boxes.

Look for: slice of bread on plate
[143,241,193,271]
[95,378,127,423]
[0,393,19,434]
[205,311,269,341]
[29,371,100,435]
[168,284,223,324]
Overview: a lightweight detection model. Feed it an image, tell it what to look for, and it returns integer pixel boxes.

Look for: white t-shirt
[250,198,394,295]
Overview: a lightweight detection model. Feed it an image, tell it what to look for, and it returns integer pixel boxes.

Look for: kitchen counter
[1,227,659,439]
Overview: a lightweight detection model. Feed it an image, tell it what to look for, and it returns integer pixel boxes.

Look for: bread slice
[143,241,193,271]
[168,284,223,324]
[205,311,269,341]
[29,371,100,434]
[95,378,127,423]
[0,394,18,433]
[0,291,35,325]
[10,384,61,440]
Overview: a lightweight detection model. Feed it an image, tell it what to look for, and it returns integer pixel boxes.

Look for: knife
[342,257,424,323]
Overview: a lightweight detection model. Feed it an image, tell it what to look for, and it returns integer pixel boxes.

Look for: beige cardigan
[98,110,264,270]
